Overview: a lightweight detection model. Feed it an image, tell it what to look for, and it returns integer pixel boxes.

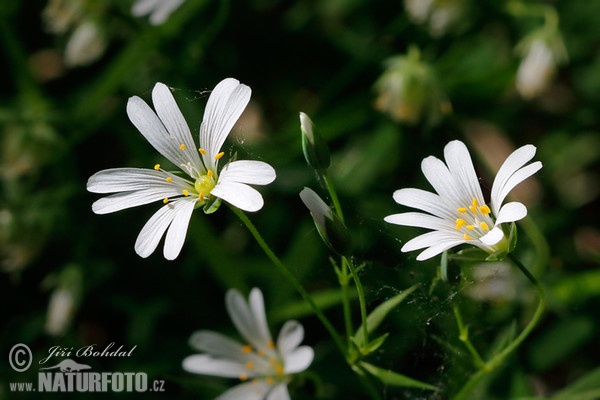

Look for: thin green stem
[230,206,347,356]
[453,254,546,400]
[453,304,485,368]
[323,173,345,222]
[345,257,369,348]
[338,266,354,344]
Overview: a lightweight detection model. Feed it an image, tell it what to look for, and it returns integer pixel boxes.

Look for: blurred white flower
[131,0,185,25]
[515,30,567,99]
[43,0,84,34]
[404,0,465,37]
[64,20,107,67]
[385,140,542,261]
[45,288,76,336]
[183,288,314,400]
[87,78,276,260]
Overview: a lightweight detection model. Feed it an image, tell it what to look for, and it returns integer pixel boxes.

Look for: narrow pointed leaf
[359,362,438,390]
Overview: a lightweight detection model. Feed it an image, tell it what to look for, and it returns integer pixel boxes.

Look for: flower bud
[300,112,330,172]
[374,47,450,126]
[299,187,351,256]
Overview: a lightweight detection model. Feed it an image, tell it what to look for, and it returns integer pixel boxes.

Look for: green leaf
[359,362,438,391]
[553,367,600,399]
[353,284,418,348]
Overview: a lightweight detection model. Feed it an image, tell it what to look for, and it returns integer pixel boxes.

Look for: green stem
[323,172,345,222]
[345,257,369,348]
[338,264,354,344]
[453,254,545,400]
[230,206,347,356]
[453,304,485,368]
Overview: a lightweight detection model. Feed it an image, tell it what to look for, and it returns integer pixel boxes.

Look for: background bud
[300,112,331,172]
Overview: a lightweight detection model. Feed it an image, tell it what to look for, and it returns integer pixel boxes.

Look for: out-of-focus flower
[384,140,542,261]
[87,78,276,260]
[131,0,185,25]
[515,28,567,99]
[44,265,82,336]
[404,0,465,37]
[374,48,451,126]
[43,0,84,34]
[300,187,351,256]
[64,20,107,67]
[183,288,314,399]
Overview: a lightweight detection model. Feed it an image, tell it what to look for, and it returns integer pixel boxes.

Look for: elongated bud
[299,187,351,256]
[300,112,330,172]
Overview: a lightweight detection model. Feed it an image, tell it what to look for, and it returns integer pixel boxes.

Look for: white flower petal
[493,162,542,215]
[163,199,196,260]
[218,160,276,185]
[211,181,265,212]
[91,189,177,214]
[249,288,274,346]
[277,321,304,355]
[494,201,527,225]
[216,380,272,400]
[189,331,245,358]
[200,78,251,171]
[133,198,193,258]
[392,188,454,220]
[87,168,189,193]
[299,187,331,229]
[127,95,190,170]
[384,212,452,231]
[490,145,538,213]
[480,227,504,246]
[266,383,291,400]
[443,140,485,206]
[226,289,270,352]
[152,83,201,167]
[401,230,462,252]
[282,346,314,374]
[421,155,464,206]
[416,239,467,261]
[182,354,249,378]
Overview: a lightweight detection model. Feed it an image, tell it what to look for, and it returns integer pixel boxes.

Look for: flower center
[455,197,493,241]
[194,170,216,201]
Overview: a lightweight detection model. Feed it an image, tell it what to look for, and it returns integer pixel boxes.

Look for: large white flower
[384,140,542,261]
[87,78,276,260]
[183,288,314,400]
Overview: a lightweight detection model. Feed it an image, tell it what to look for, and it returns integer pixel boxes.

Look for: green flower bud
[300,112,330,172]
[299,187,351,256]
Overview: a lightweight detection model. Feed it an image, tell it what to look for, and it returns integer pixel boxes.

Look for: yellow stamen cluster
[455,197,492,241]
[238,343,286,383]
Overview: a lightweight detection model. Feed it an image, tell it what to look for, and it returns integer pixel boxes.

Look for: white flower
[87,78,276,260]
[131,0,185,25]
[384,140,542,261]
[64,20,107,67]
[183,288,314,400]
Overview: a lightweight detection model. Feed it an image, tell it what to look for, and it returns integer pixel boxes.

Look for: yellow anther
[198,148,206,155]
[455,219,467,230]
[179,143,186,150]
[463,233,472,240]
[215,151,225,160]
[182,189,189,196]
[480,221,489,230]
[267,341,275,350]
[207,170,213,178]
[457,207,467,213]
[479,205,491,215]
[240,373,248,381]
[469,205,477,213]
[269,358,278,366]
[265,377,274,385]
[466,225,474,230]
[257,350,265,357]
[199,193,204,201]
[245,361,254,370]
[242,345,253,354]
[166,177,173,183]
[472,197,479,207]
[154,164,160,171]
[163,198,169,204]
[276,365,284,375]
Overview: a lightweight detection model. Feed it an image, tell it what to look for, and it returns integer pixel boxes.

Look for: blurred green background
[2,0,600,399]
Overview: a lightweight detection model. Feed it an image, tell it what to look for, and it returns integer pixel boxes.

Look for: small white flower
[87,78,276,260]
[64,20,107,67]
[183,288,314,400]
[384,140,542,261]
[131,0,185,25]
